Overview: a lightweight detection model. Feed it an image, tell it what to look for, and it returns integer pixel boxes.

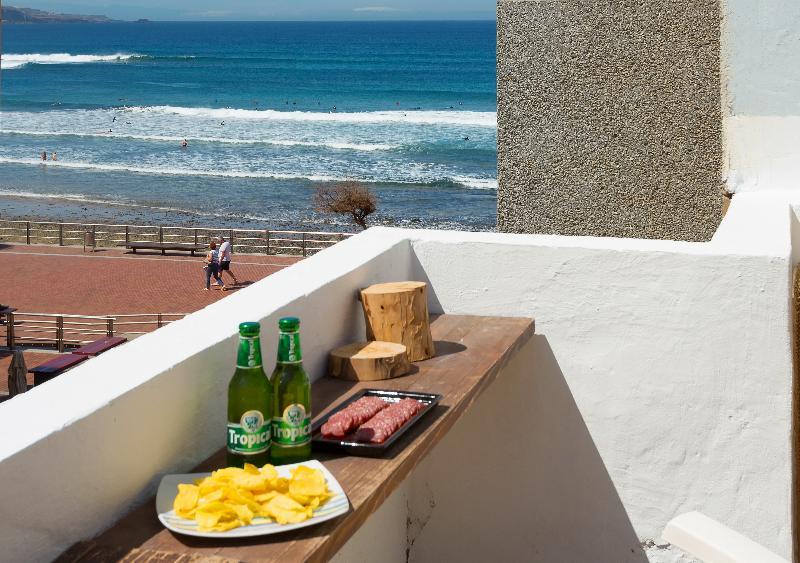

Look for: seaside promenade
[0,243,300,394]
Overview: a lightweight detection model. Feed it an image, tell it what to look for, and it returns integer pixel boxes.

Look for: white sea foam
[0,188,356,226]
[450,176,499,190]
[0,130,397,152]
[1,53,141,70]
[131,105,497,128]
[0,157,342,182]
[0,157,497,189]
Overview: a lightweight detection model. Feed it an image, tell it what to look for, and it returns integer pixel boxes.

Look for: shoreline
[0,193,353,233]
[0,194,496,233]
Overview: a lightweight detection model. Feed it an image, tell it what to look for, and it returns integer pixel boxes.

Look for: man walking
[218,235,238,285]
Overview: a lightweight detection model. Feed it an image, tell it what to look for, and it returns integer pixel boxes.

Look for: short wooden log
[360,281,435,361]
[8,349,28,397]
[328,341,411,381]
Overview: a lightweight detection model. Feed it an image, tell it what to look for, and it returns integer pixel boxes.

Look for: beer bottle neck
[237,335,263,369]
[277,330,302,364]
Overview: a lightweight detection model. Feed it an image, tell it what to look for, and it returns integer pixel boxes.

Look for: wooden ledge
[58,314,535,563]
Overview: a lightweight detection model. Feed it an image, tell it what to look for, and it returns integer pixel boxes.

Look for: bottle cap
[238,322,260,337]
[279,317,300,331]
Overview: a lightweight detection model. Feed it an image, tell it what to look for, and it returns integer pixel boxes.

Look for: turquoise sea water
[0,21,497,231]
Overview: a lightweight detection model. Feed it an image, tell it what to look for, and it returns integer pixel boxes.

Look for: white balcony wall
[398,193,796,561]
[0,234,411,563]
[0,192,797,563]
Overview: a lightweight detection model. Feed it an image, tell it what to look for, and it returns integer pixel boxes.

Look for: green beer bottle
[271,317,312,464]
[227,322,272,468]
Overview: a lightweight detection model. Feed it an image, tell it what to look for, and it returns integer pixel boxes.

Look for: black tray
[312,389,442,457]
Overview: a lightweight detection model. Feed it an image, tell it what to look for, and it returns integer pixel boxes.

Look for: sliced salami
[355,398,424,444]
[321,396,388,438]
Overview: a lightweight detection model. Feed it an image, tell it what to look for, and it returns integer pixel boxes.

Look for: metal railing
[0,219,354,257]
[2,311,186,351]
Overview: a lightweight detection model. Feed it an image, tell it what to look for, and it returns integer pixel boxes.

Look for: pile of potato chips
[173,463,332,531]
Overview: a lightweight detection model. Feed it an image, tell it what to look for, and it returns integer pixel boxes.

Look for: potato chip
[173,484,200,518]
[173,463,332,532]
[264,493,314,525]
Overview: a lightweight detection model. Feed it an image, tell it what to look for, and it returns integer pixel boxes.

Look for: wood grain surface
[57,314,535,563]
[327,341,410,381]
[360,281,434,361]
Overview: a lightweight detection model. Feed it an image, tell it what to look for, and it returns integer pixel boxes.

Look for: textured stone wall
[497,0,723,240]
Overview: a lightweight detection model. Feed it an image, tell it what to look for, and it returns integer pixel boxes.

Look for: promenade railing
[0,219,354,257]
[2,311,186,351]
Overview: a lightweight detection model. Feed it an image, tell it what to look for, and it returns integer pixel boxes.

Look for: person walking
[203,241,226,291]
[217,235,238,285]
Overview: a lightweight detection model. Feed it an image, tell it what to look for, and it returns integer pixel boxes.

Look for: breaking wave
[0,157,497,190]
[1,53,144,69]
[129,105,497,128]
[0,129,397,152]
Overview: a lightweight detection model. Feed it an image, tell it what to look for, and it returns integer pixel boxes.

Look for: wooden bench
[120,242,205,256]
[29,353,88,386]
[73,336,127,356]
[58,314,536,562]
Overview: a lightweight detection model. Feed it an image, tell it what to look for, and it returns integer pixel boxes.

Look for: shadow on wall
[409,249,443,315]
[407,335,647,562]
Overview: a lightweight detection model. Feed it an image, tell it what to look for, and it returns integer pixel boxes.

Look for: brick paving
[0,243,301,396]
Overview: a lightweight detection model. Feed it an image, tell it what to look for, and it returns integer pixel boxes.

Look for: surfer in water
[181,139,188,148]
[41,151,47,161]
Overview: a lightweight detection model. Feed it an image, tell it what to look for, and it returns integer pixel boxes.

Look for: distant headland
[2,5,118,23]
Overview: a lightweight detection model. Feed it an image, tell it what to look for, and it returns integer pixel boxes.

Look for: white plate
[156,459,349,538]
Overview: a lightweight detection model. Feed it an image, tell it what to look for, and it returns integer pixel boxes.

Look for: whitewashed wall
[402,193,796,562]
[723,1,800,191]
[0,233,411,563]
[0,192,796,562]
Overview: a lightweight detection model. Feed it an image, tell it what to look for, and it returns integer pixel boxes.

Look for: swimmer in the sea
[463,136,470,141]
[112,116,117,122]
[51,151,58,161]
[181,139,188,148]
[41,151,47,161]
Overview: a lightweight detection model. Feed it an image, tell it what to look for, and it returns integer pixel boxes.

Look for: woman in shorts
[203,241,226,291]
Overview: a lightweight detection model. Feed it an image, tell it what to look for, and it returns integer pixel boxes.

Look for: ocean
[0,21,497,231]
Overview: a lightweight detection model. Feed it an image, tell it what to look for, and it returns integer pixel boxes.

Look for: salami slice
[355,398,424,444]
[321,396,388,438]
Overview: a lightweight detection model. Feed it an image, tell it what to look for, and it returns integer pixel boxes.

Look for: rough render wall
[497,0,724,241]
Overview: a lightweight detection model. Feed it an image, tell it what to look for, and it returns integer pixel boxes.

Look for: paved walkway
[0,243,301,395]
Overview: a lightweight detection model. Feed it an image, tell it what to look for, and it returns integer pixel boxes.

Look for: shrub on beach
[313,181,377,230]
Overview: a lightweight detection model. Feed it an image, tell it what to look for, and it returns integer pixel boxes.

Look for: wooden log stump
[8,349,28,397]
[360,281,435,361]
[328,341,411,381]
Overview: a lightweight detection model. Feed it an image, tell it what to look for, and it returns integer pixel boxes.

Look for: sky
[18,0,496,21]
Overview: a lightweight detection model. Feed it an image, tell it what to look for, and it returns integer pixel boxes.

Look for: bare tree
[313,181,377,230]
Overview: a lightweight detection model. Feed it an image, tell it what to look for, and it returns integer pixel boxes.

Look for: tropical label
[277,332,303,364]
[227,409,270,454]
[272,403,311,446]
[237,336,263,369]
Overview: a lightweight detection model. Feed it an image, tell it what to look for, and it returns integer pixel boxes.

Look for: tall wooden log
[360,281,435,361]
[8,349,28,397]
[328,341,410,381]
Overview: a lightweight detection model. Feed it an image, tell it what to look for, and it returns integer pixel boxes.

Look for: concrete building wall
[497,0,724,241]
